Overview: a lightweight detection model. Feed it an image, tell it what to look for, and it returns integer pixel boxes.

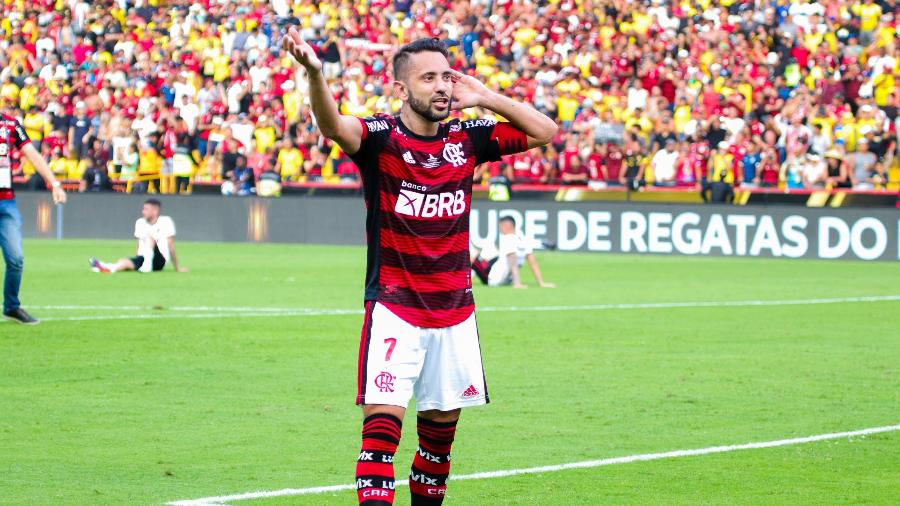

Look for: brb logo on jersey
[395,181,466,218]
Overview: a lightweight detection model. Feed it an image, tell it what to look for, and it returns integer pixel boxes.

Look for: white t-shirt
[651,149,679,182]
[134,216,176,272]
[178,102,200,132]
[173,82,196,108]
[486,232,534,285]
[498,231,534,262]
[627,87,649,111]
[230,122,254,149]
[248,65,271,93]
[721,116,746,141]
[132,116,157,145]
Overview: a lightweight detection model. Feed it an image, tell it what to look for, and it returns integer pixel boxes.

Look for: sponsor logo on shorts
[461,384,480,399]
[374,371,395,393]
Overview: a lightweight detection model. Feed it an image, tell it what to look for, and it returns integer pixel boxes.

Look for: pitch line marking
[24,294,900,322]
[167,423,900,506]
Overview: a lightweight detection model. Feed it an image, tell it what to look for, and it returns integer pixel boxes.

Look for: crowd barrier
[14,192,899,261]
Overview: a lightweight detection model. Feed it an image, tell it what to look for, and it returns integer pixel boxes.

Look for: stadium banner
[471,202,900,261]
[13,192,899,261]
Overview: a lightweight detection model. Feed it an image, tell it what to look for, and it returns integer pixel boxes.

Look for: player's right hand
[282,27,322,71]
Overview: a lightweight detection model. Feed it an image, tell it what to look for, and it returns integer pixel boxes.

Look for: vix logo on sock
[417,447,443,463]
[410,471,439,486]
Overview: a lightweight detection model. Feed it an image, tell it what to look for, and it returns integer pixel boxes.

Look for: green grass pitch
[2,239,899,505]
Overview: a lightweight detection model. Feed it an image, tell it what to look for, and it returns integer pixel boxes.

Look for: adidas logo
[461,384,480,399]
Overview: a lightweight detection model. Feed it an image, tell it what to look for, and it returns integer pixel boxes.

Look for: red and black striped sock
[472,257,491,284]
[356,413,402,505]
[409,416,458,505]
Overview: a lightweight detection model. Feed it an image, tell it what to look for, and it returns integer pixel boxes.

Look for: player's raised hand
[448,69,490,111]
[282,27,322,71]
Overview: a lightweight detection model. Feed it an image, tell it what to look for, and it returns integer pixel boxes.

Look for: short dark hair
[499,216,516,227]
[144,198,161,208]
[392,38,450,81]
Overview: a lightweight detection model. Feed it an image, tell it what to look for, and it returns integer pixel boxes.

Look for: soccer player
[282,30,557,505]
[0,111,67,325]
[89,199,188,274]
[471,216,555,289]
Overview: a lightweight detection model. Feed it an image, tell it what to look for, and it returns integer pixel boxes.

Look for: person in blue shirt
[231,155,255,196]
[742,144,762,186]
[460,27,479,65]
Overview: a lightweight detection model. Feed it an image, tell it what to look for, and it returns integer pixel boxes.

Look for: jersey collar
[396,115,446,141]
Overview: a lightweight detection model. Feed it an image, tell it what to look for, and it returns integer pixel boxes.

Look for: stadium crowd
[0,0,898,196]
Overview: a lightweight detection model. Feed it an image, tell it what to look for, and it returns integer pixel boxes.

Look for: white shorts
[356,302,489,412]
[487,257,512,286]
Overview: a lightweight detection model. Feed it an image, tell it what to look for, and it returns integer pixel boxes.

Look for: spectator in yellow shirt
[556,92,579,130]
[852,0,882,46]
[281,80,302,125]
[61,147,80,180]
[253,115,278,154]
[0,76,19,104]
[22,105,47,151]
[48,151,67,178]
[275,138,304,182]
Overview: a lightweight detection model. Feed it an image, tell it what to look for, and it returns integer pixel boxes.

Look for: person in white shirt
[471,216,554,289]
[650,139,679,186]
[89,199,187,273]
[177,95,201,133]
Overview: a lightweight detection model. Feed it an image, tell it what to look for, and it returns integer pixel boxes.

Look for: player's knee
[418,408,460,423]
[362,404,406,420]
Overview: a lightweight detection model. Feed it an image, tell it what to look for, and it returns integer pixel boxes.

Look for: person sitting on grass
[471,216,555,289]
[90,199,188,273]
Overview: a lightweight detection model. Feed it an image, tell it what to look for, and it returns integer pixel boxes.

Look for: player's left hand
[449,69,489,111]
[539,282,556,288]
[176,267,189,273]
[51,186,67,205]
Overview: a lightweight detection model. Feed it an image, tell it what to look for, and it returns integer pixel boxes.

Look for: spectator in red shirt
[561,156,589,185]
[507,149,543,184]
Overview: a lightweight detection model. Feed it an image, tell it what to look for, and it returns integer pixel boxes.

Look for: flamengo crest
[442,142,466,167]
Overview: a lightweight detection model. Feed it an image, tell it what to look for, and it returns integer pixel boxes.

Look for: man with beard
[282,31,557,505]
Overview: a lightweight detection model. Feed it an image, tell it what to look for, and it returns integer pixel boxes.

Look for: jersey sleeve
[134,219,143,239]
[12,120,30,149]
[464,120,529,165]
[350,115,393,179]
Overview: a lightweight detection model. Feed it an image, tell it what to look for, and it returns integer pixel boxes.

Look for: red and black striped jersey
[0,113,30,201]
[351,114,527,328]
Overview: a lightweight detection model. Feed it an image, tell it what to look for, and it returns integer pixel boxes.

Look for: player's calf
[409,416,457,505]
[357,413,402,505]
